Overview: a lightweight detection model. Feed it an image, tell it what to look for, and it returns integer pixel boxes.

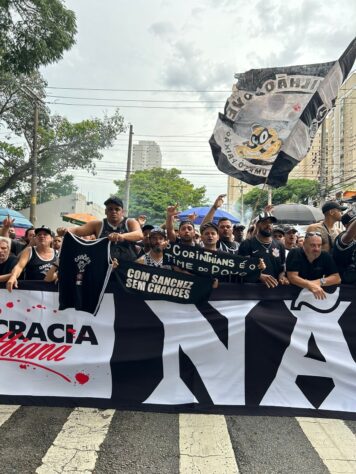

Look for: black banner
[115,260,213,304]
[1,282,356,420]
[163,243,260,278]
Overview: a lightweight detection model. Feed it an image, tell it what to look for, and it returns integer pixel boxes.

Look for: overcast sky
[41,0,356,209]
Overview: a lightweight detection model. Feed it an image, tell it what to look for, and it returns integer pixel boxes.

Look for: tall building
[132,140,162,171]
[291,71,356,199]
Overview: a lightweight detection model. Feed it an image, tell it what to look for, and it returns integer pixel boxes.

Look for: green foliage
[0,0,76,75]
[0,70,126,207]
[114,168,208,223]
[243,179,321,211]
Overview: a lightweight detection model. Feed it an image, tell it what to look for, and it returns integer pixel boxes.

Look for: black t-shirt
[0,255,17,276]
[286,247,338,280]
[238,237,285,280]
[332,232,356,282]
[11,239,26,256]
[217,239,239,254]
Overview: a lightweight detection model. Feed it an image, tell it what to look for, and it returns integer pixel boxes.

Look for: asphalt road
[0,405,355,473]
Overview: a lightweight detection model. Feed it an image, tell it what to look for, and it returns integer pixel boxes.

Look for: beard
[260,229,272,237]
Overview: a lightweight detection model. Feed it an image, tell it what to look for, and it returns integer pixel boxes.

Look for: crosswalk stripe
[179,414,239,473]
[0,405,19,427]
[36,407,115,474]
[296,417,356,473]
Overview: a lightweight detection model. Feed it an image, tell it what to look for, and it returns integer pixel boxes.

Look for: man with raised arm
[200,194,239,254]
[166,204,196,246]
[57,196,143,262]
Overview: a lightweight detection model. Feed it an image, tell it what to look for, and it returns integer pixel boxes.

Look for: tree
[114,168,208,223]
[0,0,76,75]
[0,70,126,207]
[243,179,321,211]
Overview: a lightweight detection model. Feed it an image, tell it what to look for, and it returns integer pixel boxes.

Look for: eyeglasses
[305,232,322,238]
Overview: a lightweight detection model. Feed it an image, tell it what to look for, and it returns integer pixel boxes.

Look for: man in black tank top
[56,197,143,262]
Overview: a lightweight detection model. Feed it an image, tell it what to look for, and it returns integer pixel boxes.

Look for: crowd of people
[1,195,355,300]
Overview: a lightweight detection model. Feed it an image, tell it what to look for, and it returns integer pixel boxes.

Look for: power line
[46,86,231,93]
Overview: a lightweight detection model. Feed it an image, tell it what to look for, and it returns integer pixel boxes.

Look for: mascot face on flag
[210,37,356,187]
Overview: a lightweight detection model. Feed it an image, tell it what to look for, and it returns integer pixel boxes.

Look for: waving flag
[210,37,356,187]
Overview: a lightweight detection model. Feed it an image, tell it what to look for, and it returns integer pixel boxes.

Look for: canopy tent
[0,208,33,229]
[62,213,98,226]
[178,207,240,225]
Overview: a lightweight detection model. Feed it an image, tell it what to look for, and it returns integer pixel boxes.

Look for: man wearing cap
[306,201,347,252]
[200,194,239,254]
[286,232,341,299]
[332,210,356,284]
[200,222,220,251]
[283,225,298,256]
[166,204,196,246]
[7,226,57,291]
[272,226,285,244]
[238,212,289,287]
[233,224,245,247]
[136,224,154,258]
[57,196,143,262]
[136,227,170,268]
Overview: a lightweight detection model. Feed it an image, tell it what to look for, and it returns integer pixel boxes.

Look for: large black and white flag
[210,37,356,187]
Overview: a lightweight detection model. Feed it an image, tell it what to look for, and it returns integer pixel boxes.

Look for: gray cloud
[149,21,176,39]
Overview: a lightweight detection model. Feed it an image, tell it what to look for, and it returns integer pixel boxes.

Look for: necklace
[256,236,272,253]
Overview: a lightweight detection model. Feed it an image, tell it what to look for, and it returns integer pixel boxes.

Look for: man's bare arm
[201,194,226,226]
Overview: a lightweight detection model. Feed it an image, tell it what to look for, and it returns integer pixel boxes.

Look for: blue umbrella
[0,208,33,228]
[178,206,240,225]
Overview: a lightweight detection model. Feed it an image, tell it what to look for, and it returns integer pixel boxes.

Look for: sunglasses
[305,232,322,238]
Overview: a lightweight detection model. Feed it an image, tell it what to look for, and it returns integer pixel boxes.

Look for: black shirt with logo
[238,237,285,281]
[286,247,338,280]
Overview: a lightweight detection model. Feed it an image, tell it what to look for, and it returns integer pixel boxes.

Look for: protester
[136,224,154,257]
[6,226,57,291]
[238,212,289,287]
[136,227,170,268]
[286,232,341,299]
[233,224,245,247]
[296,235,305,248]
[306,201,347,252]
[200,222,219,251]
[283,225,298,255]
[52,235,63,252]
[166,204,196,246]
[1,217,35,255]
[332,210,356,284]
[57,196,143,262]
[272,226,285,244]
[200,194,239,254]
[0,237,17,282]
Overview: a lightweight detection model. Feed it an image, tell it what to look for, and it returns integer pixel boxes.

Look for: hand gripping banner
[210,37,356,187]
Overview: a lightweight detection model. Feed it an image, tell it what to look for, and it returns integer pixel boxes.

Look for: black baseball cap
[35,226,52,236]
[233,224,245,230]
[104,196,124,208]
[150,226,166,237]
[321,201,347,214]
[255,212,278,224]
[283,225,298,234]
[142,224,154,232]
[200,222,219,233]
[179,219,194,228]
[272,226,285,235]
[341,210,356,226]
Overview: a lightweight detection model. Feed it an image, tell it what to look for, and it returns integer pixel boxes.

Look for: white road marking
[179,414,239,473]
[297,417,356,473]
[36,407,115,474]
[0,405,19,426]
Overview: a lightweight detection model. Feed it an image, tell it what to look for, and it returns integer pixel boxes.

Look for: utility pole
[239,184,246,224]
[267,186,273,206]
[30,101,39,224]
[124,124,134,214]
[21,85,43,225]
